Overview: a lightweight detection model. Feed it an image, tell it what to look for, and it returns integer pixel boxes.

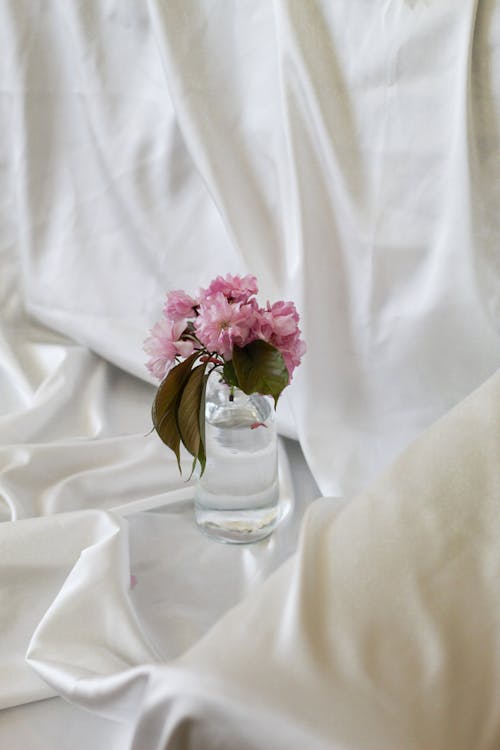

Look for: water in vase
[194,378,279,543]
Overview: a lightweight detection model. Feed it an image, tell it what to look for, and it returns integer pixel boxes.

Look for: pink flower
[200,273,258,304]
[163,290,199,322]
[255,300,300,339]
[195,293,256,359]
[278,335,307,381]
[143,318,195,380]
[252,300,306,381]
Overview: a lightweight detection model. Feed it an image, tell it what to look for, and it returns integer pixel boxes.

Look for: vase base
[194,503,279,544]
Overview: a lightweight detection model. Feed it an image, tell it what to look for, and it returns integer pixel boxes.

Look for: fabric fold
[0,510,154,709]
[25,370,500,749]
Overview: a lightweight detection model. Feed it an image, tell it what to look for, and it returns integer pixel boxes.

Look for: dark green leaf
[222,359,239,388]
[152,352,199,471]
[232,341,289,406]
[177,364,207,458]
[196,372,209,476]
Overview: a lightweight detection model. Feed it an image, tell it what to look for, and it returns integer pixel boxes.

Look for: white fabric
[22,369,500,750]
[3,0,499,497]
[1,0,500,748]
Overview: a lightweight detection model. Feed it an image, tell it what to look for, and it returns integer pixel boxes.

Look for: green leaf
[197,372,209,476]
[222,359,239,388]
[152,352,199,471]
[177,363,207,459]
[232,341,289,406]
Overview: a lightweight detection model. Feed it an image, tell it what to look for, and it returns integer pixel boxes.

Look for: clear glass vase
[194,373,279,544]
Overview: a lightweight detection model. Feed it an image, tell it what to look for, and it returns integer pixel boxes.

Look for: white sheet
[1,0,500,747]
[20,370,500,750]
[4,0,499,497]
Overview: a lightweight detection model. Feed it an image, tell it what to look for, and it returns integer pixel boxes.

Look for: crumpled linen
[26,370,500,749]
[0,510,158,710]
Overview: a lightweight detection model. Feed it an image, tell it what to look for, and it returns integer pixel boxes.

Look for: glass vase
[194,373,279,544]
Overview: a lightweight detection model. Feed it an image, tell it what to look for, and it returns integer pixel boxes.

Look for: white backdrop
[1,1,500,748]
[3,0,499,497]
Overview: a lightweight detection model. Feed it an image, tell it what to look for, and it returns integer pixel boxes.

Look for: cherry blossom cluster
[144,274,306,382]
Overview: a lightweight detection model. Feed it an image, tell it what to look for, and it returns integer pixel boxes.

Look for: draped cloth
[3,0,499,498]
[1,0,500,747]
[22,368,500,750]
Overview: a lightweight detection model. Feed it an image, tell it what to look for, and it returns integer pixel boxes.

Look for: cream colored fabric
[176,369,500,749]
[26,371,500,749]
